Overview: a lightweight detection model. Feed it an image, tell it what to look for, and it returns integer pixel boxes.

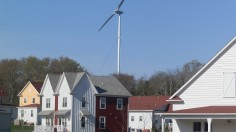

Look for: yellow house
[17,81,43,125]
[18,81,43,106]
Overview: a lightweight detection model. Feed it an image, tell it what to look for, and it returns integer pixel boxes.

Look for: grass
[11,125,34,132]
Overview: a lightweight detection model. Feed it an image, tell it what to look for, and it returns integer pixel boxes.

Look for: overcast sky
[1,0,236,78]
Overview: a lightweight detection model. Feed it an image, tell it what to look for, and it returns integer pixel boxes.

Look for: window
[24,98,27,103]
[223,72,236,97]
[193,122,201,132]
[81,116,85,128]
[131,116,134,121]
[59,118,61,125]
[63,97,67,107]
[46,118,50,126]
[62,118,67,126]
[32,98,35,103]
[31,110,33,117]
[21,110,24,117]
[82,97,86,108]
[117,98,123,110]
[100,97,106,109]
[139,116,142,121]
[46,98,50,108]
[99,116,106,129]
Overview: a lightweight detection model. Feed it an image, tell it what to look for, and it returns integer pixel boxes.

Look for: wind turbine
[98,0,125,74]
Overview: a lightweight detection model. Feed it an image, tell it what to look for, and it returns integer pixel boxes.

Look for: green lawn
[11,125,34,132]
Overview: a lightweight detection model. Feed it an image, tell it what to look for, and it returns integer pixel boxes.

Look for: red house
[89,75,131,132]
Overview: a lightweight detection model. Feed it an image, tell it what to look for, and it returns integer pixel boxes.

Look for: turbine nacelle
[115,10,123,15]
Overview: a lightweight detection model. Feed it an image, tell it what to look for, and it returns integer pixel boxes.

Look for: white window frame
[46,98,50,108]
[100,97,106,109]
[62,97,67,107]
[99,116,106,129]
[116,98,123,110]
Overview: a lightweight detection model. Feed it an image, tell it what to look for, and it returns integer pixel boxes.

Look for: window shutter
[223,72,236,97]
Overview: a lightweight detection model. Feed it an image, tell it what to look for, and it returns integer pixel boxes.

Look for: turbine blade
[116,0,125,10]
[98,13,116,31]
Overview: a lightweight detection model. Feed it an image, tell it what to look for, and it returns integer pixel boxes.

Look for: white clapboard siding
[174,41,236,110]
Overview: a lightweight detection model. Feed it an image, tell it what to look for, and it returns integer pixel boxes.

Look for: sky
[1,0,236,78]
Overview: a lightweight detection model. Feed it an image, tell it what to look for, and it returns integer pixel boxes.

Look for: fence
[34,125,70,132]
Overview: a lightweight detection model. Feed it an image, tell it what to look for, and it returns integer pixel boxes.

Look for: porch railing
[34,125,70,132]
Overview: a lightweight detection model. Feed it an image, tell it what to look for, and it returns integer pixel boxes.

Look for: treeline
[114,59,204,96]
[0,56,204,105]
[0,56,84,104]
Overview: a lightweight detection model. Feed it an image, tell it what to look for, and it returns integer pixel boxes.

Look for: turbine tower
[98,0,125,74]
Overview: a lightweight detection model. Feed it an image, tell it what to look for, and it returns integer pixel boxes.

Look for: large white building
[161,36,236,132]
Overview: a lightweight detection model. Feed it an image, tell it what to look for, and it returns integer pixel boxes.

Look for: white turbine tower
[98,0,125,74]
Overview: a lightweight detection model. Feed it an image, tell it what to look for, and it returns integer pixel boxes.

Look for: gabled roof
[31,82,43,93]
[40,74,62,95]
[55,72,85,93]
[129,96,170,111]
[48,74,62,92]
[170,36,236,99]
[18,81,43,96]
[64,72,78,90]
[89,75,132,97]
[71,72,85,91]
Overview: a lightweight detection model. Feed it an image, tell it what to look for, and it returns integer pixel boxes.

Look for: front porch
[161,114,236,132]
[159,106,236,132]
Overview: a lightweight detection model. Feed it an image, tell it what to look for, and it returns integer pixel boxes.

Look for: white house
[160,36,236,132]
[17,81,43,125]
[129,96,170,132]
[38,74,61,129]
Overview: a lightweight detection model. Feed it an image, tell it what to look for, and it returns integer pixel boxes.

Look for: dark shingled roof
[89,75,131,97]
[48,74,62,92]
[31,82,43,93]
[64,72,85,91]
